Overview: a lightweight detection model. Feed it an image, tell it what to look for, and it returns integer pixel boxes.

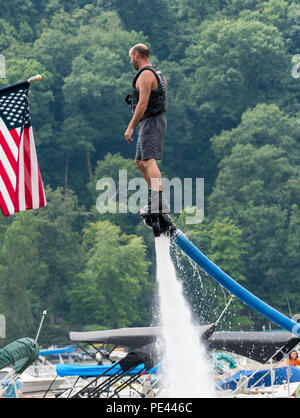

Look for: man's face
[129,51,139,71]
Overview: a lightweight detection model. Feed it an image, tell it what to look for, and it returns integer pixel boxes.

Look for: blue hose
[171,229,300,337]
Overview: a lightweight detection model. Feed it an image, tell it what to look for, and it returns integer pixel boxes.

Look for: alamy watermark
[292,55,300,79]
[96,171,204,225]
[0,314,6,339]
[0,55,5,79]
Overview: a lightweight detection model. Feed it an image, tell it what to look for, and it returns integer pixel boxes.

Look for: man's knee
[140,159,156,169]
[135,159,151,170]
[135,159,143,169]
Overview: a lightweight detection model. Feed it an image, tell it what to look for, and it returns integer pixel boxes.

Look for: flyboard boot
[140,190,176,237]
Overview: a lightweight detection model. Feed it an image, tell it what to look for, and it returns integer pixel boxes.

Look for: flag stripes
[0,82,46,216]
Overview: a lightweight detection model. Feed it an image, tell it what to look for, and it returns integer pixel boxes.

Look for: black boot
[140,190,170,215]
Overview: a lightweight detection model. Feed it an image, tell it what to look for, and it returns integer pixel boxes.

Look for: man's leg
[135,159,169,213]
[135,114,168,214]
[135,159,151,187]
[135,158,162,191]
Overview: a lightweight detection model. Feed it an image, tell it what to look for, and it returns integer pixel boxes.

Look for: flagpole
[28,74,42,84]
[35,310,47,343]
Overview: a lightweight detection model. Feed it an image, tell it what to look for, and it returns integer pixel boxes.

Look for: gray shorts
[135,113,166,161]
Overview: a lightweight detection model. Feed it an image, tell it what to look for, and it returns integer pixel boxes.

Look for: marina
[1,4,300,400]
[1,234,300,399]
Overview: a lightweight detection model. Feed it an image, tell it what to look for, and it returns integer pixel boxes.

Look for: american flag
[0,80,46,216]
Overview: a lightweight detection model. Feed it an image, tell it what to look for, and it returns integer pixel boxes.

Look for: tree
[0,213,49,342]
[260,0,289,31]
[101,0,178,60]
[31,187,86,331]
[184,17,289,138]
[69,220,152,328]
[0,58,54,143]
[172,213,250,329]
[156,60,196,179]
[208,104,300,318]
[55,9,146,195]
[87,152,144,233]
[210,103,300,163]
[284,202,300,313]
[222,0,265,16]
[0,0,50,34]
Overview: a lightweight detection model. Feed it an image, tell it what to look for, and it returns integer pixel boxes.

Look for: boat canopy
[70,325,299,364]
[69,324,215,348]
[0,337,39,374]
[56,362,160,378]
[207,331,300,363]
[39,346,75,356]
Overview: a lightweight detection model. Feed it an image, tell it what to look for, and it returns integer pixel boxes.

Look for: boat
[0,366,67,395]
[66,326,300,398]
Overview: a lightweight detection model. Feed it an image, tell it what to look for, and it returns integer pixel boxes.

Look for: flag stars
[0,84,30,129]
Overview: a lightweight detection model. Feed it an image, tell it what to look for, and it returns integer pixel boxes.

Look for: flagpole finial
[28,74,42,84]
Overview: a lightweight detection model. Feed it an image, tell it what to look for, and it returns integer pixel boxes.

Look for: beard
[132,59,139,71]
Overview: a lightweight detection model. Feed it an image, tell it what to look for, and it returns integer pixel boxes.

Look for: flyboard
[141,211,300,337]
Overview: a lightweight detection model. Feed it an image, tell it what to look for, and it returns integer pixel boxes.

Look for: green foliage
[1,0,300,344]
[209,104,300,320]
[69,220,152,328]
[0,187,87,344]
[0,213,47,341]
[173,214,251,328]
[184,18,289,136]
[211,103,300,162]
[87,152,145,235]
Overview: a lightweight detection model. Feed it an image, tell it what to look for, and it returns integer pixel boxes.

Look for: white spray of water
[155,235,216,398]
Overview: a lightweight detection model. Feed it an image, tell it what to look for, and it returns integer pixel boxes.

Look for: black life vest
[125,65,167,115]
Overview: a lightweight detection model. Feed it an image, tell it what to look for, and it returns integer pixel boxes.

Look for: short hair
[130,43,150,59]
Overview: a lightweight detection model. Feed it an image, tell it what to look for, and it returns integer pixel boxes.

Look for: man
[0,378,23,398]
[124,43,169,214]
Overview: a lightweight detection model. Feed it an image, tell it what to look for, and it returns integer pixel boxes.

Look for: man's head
[129,43,150,70]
